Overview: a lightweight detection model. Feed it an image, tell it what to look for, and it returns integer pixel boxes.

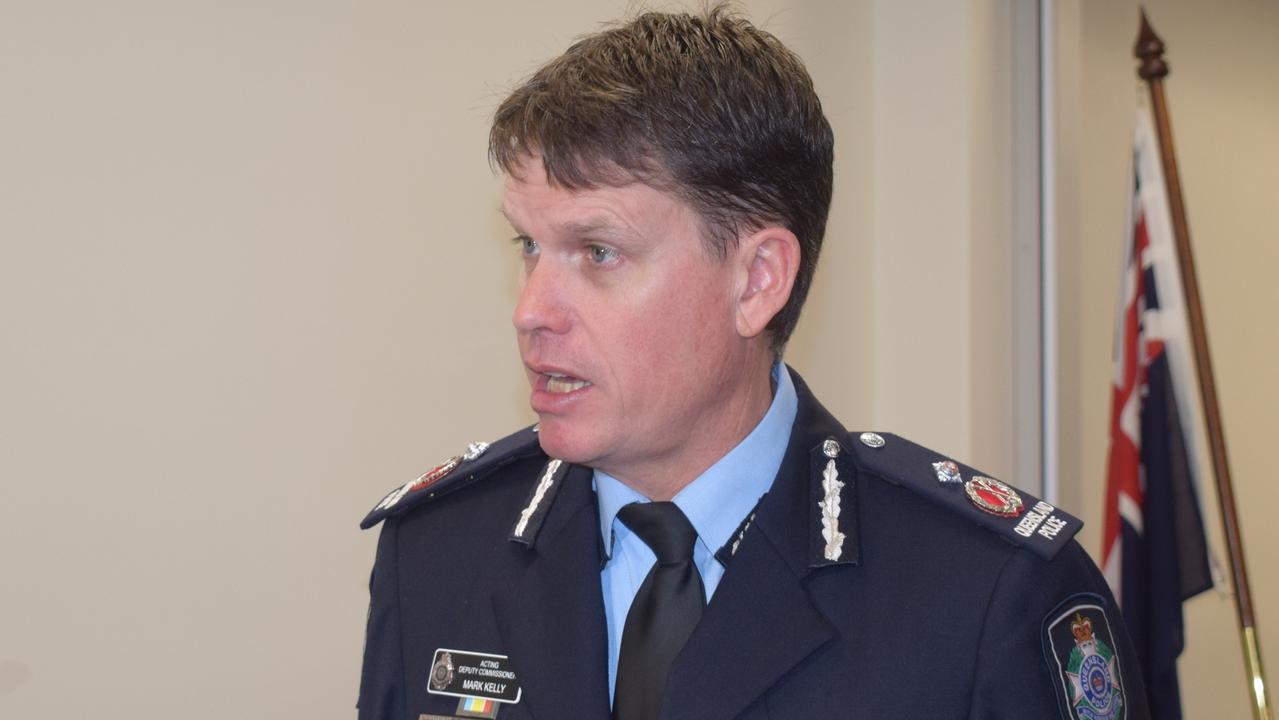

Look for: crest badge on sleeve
[1044,597,1126,720]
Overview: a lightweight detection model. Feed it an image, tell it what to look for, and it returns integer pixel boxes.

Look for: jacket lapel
[663,370,857,720]
[662,524,836,720]
[492,464,612,720]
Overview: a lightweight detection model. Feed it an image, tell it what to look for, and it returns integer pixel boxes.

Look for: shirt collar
[595,362,799,558]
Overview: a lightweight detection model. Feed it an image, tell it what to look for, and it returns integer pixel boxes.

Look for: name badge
[427,648,522,705]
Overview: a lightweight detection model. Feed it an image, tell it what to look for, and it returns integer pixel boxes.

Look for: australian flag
[1102,103,1215,720]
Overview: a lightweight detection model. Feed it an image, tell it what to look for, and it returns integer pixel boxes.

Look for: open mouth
[545,372,592,394]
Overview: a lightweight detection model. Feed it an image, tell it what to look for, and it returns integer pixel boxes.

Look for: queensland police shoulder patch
[1043,594,1127,720]
[847,432,1080,560]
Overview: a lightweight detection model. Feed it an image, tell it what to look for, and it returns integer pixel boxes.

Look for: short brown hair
[489,6,833,351]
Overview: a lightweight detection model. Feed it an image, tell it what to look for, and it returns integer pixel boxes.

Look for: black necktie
[613,501,706,720]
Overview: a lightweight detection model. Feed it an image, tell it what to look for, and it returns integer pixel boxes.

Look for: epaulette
[847,431,1080,560]
[360,425,544,530]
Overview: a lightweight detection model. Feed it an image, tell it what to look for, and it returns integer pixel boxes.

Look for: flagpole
[1134,10,1271,719]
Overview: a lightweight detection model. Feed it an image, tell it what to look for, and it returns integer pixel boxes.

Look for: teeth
[546,376,591,394]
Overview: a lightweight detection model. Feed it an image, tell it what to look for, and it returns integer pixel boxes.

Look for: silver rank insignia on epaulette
[809,437,859,567]
[932,460,963,485]
[462,441,490,461]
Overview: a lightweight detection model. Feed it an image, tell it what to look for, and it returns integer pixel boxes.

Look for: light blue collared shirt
[594,363,798,702]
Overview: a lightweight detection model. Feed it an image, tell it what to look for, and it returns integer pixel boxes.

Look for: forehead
[500,160,694,238]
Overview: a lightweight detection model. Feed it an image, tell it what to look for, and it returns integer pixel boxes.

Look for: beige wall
[0,3,885,717]
[1055,0,1279,716]
[9,0,1272,717]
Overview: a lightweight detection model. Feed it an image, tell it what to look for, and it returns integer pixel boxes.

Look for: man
[359,8,1147,720]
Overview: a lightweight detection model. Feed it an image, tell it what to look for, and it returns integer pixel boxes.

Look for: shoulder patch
[359,425,543,530]
[1042,593,1129,720]
[847,432,1080,559]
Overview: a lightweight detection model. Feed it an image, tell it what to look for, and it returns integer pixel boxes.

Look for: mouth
[544,372,592,394]
[524,361,594,407]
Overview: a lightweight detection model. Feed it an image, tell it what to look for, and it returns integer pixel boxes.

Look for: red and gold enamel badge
[409,456,461,494]
[964,475,1024,518]
[375,455,463,512]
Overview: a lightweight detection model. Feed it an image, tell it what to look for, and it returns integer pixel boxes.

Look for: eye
[515,235,538,257]
[587,244,618,265]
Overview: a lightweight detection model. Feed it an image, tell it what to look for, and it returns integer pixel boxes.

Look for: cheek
[605,267,734,372]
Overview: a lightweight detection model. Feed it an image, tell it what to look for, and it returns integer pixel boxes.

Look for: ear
[733,225,800,339]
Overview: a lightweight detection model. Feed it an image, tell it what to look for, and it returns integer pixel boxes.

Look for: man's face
[502,158,757,485]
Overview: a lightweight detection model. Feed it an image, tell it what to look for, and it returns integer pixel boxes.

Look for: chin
[532,418,603,465]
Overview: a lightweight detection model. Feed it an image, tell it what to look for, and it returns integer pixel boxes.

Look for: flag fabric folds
[1102,101,1216,720]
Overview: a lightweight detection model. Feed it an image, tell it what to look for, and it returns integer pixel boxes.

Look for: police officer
[358,8,1147,720]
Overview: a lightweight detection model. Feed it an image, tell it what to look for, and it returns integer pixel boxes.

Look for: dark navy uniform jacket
[358,370,1149,720]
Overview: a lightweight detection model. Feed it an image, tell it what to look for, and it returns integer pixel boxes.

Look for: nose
[513,259,571,335]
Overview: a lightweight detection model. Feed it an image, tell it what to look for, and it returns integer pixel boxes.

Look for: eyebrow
[498,206,520,232]
[559,217,627,239]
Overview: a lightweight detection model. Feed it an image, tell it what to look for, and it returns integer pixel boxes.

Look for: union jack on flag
[1101,101,1215,720]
